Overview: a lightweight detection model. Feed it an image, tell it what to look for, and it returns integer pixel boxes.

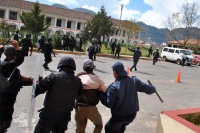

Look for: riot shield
[28,53,43,130]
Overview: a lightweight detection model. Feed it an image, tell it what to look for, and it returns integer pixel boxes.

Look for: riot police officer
[87,42,96,60]
[153,48,159,65]
[43,37,55,70]
[34,56,82,133]
[19,34,33,56]
[0,40,33,133]
[128,46,142,71]
[38,36,45,52]
[111,40,116,55]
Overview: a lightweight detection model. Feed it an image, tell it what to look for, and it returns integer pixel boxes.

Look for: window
[163,48,168,52]
[0,10,4,18]
[9,11,17,20]
[77,22,81,30]
[46,17,51,24]
[168,44,172,47]
[168,49,175,53]
[56,19,61,27]
[173,45,178,48]
[175,50,179,54]
[67,21,71,28]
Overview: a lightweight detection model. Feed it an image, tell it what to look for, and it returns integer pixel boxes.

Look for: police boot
[135,67,137,71]
[43,63,49,70]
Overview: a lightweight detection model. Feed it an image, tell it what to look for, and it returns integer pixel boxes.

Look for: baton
[147,80,163,103]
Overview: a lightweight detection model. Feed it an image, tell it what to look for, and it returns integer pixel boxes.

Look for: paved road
[7,52,200,133]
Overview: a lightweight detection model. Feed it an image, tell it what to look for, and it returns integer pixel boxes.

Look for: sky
[26,0,200,28]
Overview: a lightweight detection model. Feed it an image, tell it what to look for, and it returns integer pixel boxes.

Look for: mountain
[73,8,96,15]
[137,21,168,43]
[52,3,69,9]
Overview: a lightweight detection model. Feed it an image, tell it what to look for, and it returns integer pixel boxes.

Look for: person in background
[14,31,19,42]
[19,34,33,56]
[114,43,121,59]
[111,40,116,55]
[99,62,156,133]
[38,36,45,52]
[148,46,153,57]
[153,48,159,65]
[128,46,142,71]
[87,42,96,60]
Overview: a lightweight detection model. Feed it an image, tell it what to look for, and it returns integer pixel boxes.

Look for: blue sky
[26,0,200,28]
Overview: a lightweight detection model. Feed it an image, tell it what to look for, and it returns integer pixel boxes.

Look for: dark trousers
[88,53,94,60]
[0,93,17,132]
[148,52,152,57]
[93,52,97,60]
[130,58,139,71]
[38,45,44,52]
[34,108,71,133]
[111,48,115,55]
[105,113,137,133]
[114,51,120,59]
[153,57,158,65]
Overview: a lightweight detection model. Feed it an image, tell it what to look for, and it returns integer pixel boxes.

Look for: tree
[81,6,113,43]
[20,2,50,44]
[121,19,142,44]
[0,20,13,38]
[164,2,200,47]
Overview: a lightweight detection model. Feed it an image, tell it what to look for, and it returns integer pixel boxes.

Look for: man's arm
[29,40,33,56]
[135,77,156,94]
[128,47,135,52]
[34,73,54,97]
[99,85,117,108]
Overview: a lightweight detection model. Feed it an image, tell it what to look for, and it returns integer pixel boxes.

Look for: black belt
[77,103,90,107]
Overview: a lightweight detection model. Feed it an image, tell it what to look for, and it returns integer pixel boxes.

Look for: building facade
[0,0,140,44]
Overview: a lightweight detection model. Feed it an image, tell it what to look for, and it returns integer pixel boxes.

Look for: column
[5,9,9,20]
[75,20,78,30]
[65,19,68,28]
[54,17,57,27]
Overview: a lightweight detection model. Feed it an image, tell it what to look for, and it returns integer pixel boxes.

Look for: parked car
[161,47,194,66]
[193,55,200,66]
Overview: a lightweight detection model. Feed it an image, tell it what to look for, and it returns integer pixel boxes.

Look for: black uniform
[128,47,142,71]
[34,57,82,133]
[114,44,121,59]
[38,37,45,52]
[14,32,19,42]
[69,37,75,52]
[87,44,95,60]
[148,47,153,57]
[93,44,98,61]
[79,38,83,52]
[43,41,53,69]
[19,37,33,56]
[153,50,159,65]
[63,36,69,51]
[111,42,116,55]
[0,49,24,132]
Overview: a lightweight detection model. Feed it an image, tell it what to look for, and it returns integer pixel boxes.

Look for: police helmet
[4,46,15,57]
[136,46,140,50]
[48,37,52,42]
[26,34,31,38]
[57,56,76,70]
[156,48,159,51]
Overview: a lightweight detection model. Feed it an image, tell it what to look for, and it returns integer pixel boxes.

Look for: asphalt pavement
[7,52,200,133]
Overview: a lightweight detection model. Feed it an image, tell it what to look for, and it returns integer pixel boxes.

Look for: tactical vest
[43,72,81,112]
[0,69,21,94]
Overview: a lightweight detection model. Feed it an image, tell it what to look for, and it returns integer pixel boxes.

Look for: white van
[161,47,194,65]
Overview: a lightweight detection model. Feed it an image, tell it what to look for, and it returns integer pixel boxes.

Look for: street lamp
[118,4,124,37]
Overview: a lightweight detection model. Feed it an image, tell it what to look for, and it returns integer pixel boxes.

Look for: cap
[112,62,127,76]
[83,59,95,70]
[4,46,15,57]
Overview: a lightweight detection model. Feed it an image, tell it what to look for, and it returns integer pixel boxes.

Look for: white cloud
[48,0,79,6]
[82,5,98,13]
[112,0,141,20]
[139,0,200,28]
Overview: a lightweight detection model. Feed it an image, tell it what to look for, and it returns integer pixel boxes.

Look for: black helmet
[41,36,45,39]
[156,48,159,51]
[57,56,76,70]
[26,34,31,38]
[136,46,140,50]
[48,37,52,42]
[4,46,15,57]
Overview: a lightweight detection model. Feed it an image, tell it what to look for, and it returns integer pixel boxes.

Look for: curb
[34,48,162,61]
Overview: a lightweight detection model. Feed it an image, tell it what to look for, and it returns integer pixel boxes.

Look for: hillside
[73,8,96,15]
[52,3,69,9]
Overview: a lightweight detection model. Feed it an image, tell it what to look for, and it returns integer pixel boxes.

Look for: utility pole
[118,4,124,37]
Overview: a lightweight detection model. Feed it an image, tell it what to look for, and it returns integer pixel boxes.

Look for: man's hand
[10,40,20,50]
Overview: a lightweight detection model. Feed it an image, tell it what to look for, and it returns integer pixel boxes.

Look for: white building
[0,0,140,43]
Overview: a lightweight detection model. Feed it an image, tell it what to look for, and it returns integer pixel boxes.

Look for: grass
[181,114,200,127]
